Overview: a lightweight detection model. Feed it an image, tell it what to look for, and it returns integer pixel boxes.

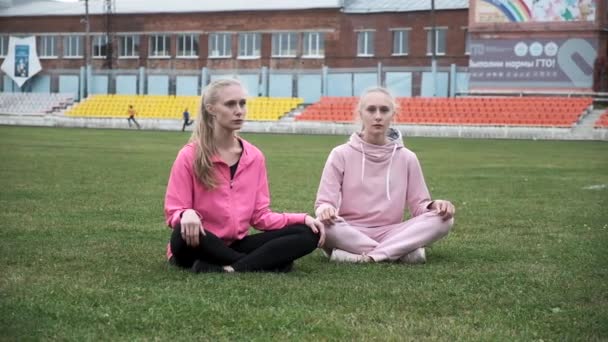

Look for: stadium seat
[297,96,592,127]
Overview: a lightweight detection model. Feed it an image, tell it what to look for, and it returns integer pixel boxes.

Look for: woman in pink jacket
[165,79,324,273]
[315,87,454,264]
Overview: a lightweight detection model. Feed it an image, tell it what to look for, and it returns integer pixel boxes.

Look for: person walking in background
[182,108,193,132]
[315,87,454,264]
[164,79,325,273]
[127,105,141,129]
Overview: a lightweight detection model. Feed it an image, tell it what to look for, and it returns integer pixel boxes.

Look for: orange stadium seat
[297,96,592,127]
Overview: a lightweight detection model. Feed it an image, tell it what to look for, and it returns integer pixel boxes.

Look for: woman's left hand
[305,215,326,247]
[430,200,455,221]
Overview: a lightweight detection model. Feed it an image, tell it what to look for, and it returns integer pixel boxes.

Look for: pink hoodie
[165,139,307,257]
[315,129,433,227]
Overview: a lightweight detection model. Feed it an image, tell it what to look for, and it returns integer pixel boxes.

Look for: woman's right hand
[180,209,205,247]
[318,206,338,226]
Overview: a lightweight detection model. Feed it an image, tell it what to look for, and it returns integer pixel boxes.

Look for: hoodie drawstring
[385,144,397,201]
[360,143,366,182]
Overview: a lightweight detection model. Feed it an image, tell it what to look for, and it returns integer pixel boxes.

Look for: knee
[425,212,454,236]
[291,224,320,249]
[437,216,454,236]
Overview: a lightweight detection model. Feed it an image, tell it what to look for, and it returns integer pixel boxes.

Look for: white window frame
[356,30,375,57]
[238,32,261,59]
[391,28,410,56]
[0,35,8,57]
[208,33,232,58]
[92,34,109,59]
[425,27,447,56]
[119,35,139,58]
[302,32,324,58]
[271,32,297,58]
[39,35,57,58]
[177,34,198,58]
[63,35,83,58]
[149,34,170,58]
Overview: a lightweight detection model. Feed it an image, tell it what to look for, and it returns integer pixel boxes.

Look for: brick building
[1,0,604,100]
[0,0,471,101]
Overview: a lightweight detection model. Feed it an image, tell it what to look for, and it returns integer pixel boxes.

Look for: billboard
[1,36,42,88]
[474,0,596,23]
[469,37,597,90]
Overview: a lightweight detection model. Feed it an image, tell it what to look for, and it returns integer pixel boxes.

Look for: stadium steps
[572,109,606,134]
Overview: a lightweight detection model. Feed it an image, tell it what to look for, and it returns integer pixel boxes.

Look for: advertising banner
[1,36,42,88]
[474,0,596,23]
[469,37,597,90]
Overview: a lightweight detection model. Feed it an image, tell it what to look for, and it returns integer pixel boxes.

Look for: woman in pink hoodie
[165,79,324,273]
[315,87,454,263]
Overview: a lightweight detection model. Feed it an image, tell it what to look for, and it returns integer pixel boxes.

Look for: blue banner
[15,44,29,78]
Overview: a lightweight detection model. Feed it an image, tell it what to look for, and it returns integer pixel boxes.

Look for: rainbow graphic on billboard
[482,0,532,22]
[477,0,596,23]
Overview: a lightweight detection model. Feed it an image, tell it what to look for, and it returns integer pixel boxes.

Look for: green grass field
[1,126,606,340]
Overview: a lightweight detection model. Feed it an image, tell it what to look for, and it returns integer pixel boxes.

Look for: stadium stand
[296,96,593,127]
[67,95,200,119]
[67,95,303,121]
[245,97,303,121]
[595,109,608,128]
[0,93,74,115]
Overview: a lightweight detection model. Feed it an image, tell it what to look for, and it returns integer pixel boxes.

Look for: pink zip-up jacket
[315,129,433,228]
[165,139,307,258]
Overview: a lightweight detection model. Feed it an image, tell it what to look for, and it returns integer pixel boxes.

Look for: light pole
[84,0,92,97]
[431,0,437,97]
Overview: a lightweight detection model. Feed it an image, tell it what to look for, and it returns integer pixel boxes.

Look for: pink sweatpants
[323,212,453,262]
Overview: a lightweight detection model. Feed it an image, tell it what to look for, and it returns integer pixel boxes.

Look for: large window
[426,27,447,55]
[63,35,83,58]
[177,34,198,57]
[92,35,109,58]
[208,33,231,58]
[302,32,324,58]
[238,33,260,58]
[38,35,57,58]
[356,30,374,57]
[119,35,139,57]
[149,34,170,58]
[392,29,410,56]
[0,35,8,57]
[271,32,297,57]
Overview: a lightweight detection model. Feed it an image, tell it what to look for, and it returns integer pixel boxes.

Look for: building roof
[342,0,469,13]
[0,0,342,17]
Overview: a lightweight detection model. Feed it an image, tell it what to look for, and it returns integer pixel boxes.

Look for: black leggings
[170,224,319,272]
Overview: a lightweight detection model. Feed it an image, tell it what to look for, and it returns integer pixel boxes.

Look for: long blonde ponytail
[190,78,242,188]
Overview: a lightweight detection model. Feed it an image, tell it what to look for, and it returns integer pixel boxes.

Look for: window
[0,35,7,57]
[177,34,198,57]
[392,29,409,56]
[149,34,170,57]
[356,31,374,57]
[302,32,324,57]
[208,33,231,58]
[63,35,83,57]
[464,28,470,55]
[92,35,109,58]
[39,35,57,58]
[271,32,297,57]
[119,35,139,57]
[426,27,447,55]
[238,33,260,58]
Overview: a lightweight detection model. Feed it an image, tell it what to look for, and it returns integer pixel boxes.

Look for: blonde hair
[355,86,398,130]
[189,78,243,189]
